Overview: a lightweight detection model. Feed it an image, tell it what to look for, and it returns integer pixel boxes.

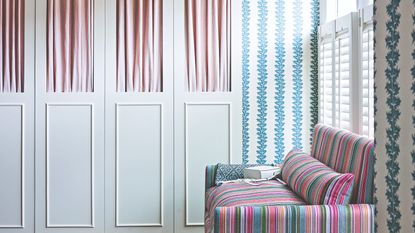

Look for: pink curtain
[185,0,230,92]
[117,0,163,92]
[0,0,24,93]
[47,0,93,92]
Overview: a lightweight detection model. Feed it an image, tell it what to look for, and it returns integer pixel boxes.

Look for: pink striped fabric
[281,150,355,205]
[116,0,163,92]
[205,180,305,233]
[185,0,231,92]
[311,124,375,204]
[47,0,94,92]
[0,0,24,92]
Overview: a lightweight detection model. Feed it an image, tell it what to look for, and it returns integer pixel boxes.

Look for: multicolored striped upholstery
[281,150,355,205]
[311,124,375,204]
[206,164,218,189]
[213,204,374,233]
[205,180,305,233]
[205,124,376,232]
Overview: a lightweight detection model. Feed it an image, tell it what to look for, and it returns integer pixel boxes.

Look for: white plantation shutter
[335,34,351,130]
[318,7,374,136]
[319,37,334,125]
[319,13,359,132]
[360,6,374,138]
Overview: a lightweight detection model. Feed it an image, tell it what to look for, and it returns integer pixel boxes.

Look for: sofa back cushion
[282,150,355,205]
[311,124,375,204]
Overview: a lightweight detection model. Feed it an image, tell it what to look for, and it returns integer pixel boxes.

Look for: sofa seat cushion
[205,180,305,233]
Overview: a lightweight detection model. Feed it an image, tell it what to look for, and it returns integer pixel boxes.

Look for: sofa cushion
[281,150,355,205]
[205,180,305,233]
[214,163,272,185]
[311,124,375,204]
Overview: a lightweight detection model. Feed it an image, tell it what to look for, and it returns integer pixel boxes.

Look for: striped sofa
[205,124,375,233]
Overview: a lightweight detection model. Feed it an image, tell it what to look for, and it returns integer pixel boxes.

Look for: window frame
[358,5,374,137]
[320,0,373,24]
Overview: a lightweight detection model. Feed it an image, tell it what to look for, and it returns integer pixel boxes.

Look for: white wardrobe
[0,0,242,233]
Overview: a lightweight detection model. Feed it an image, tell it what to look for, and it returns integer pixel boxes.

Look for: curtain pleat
[185,0,230,92]
[0,0,24,93]
[116,0,163,92]
[47,0,93,92]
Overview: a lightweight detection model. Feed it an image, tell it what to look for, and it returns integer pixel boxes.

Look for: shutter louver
[335,34,351,130]
[319,38,334,126]
[361,26,374,138]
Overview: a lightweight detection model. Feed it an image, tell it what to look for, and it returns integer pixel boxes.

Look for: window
[318,5,374,138]
[321,0,373,24]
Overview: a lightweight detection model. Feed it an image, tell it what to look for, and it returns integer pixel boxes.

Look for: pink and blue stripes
[281,150,355,205]
[214,205,374,233]
[311,124,375,204]
[205,181,305,233]
[205,125,376,232]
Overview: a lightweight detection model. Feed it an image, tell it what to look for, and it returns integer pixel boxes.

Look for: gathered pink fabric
[117,0,162,92]
[0,0,24,93]
[185,0,230,92]
[47,0,94,92]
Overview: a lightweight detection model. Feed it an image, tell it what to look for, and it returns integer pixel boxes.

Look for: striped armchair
[205,124,375,233]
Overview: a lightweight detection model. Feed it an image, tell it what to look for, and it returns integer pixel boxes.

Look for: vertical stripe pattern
[373,0,379,231]
[273,0,285,164]
[206,125,376,232]
[309,0,319,141]
[412,1,415,231]
[241,0,251,164]
[291,0,303,150]
[241,0,318,164]
[213,205,374,233]
[384,1,401,232]
[374,0,415,232]
[256,0,268,164]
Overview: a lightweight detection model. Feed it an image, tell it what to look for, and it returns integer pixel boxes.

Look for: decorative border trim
[273,0,286,164]
[292,0,304,150]
[411,0,415,231]
[241,0,251,164]
[256,0,269,164]
[373,1,378,232]
[309,0,320,143]
[384,1,402,232]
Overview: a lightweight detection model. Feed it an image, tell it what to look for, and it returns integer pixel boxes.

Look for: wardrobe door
[174,0,242,232]
[35,0,105,233]
[104,0,174,233]
[0,1,35,232]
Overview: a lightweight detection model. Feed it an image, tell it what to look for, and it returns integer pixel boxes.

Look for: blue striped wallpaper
[242,0,319,164]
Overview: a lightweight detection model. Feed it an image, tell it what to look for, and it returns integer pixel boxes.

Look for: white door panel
[173,0,242,232]
[35,0,105,232]
[104,0,174,232]
[0,0,35,232]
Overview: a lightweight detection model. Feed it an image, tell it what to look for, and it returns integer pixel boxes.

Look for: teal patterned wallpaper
[374,0,415,232]
[241,0,319,164]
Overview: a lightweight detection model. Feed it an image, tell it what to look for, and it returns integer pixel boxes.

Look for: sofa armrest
[213,204,374,233]
[205,165,218,190]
